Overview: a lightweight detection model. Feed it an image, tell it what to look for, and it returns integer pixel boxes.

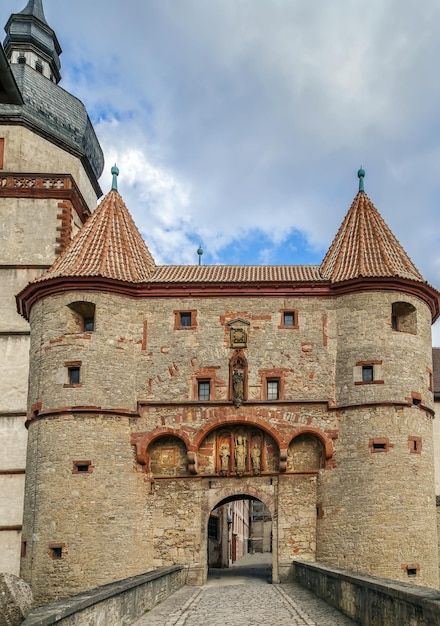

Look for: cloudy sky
[3,1,440,340]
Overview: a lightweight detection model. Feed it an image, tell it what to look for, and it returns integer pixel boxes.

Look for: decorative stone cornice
[0,172,91,220]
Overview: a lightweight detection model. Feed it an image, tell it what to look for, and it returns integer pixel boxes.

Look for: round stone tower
[0,0,103,576]
[316,172,439,587]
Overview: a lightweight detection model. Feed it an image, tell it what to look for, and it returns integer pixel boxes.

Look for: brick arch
[191,415,283,453]
[131,428,191,467]
[287,427,334,461]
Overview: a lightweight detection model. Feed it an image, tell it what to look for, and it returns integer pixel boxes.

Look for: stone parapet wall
[291,561,440,626]
[21,566,185,626]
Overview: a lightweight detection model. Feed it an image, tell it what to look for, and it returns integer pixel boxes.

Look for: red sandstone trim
[142,320,148,350]
[48,543,66,560]
[278,309,299,329]
[17,274,440,323]
[287,427,334,461]
[355,360,383,366]
[408,436,422,454]
[354,380,384,385]
[0,173,90,223]
[173,310,198,329]
[72,460,94,474]
[25,406,140,428]
[0,138,4,169]
[322,314,328,347]
[55,201,73,256]
[402,563,420,577]
[259,368,287,401]
[131,428,192,469]
[369,437,394,453]
[192,367,220,401]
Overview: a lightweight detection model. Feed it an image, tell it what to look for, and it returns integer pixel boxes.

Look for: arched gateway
[131,419,329,585]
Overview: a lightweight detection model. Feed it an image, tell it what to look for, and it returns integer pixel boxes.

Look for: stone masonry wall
[21,286,440,602]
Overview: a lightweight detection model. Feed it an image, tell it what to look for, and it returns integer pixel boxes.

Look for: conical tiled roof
[320,191,424,284]
[37,189,156,283]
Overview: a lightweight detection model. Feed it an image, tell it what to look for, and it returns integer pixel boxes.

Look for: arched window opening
[391,302,417,334]
[67,301,96,333]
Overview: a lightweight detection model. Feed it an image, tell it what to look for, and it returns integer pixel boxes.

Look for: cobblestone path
[132,556,357,626]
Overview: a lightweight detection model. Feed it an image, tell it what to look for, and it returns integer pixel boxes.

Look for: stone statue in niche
[251,443,261,474]
[232,370,244,407]
[219,443,230,475]
[235,435,246,474]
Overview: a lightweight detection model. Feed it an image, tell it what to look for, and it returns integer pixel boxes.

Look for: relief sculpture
[235,435,246,474]
[251,443,261,474]
[219,443,230,475]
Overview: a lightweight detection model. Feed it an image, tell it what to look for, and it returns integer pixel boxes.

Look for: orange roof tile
[150,265,322,283]
[37,189,156,283]
[320,192,424,284]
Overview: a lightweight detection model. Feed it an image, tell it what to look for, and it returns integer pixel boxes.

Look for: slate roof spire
[320,170,424,284]
[4,0,62,83]
[35,169,156,284]
[18,0,47,23]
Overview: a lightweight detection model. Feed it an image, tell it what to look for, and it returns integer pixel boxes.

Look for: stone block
[0,573,33,626]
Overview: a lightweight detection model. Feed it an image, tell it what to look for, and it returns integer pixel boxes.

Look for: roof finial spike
[111,164,119,191]
[197,245,203,266]
[358,166,365,193]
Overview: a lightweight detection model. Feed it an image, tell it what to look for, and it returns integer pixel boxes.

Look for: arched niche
[199,425,278,476]
[391,301,417,334]
[67,301,95,333]
[287,433,324,472]
[148,435,189,477]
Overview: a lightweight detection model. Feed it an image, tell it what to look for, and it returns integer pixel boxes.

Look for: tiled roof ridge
[320,192,424,283]
[37,189,156,284]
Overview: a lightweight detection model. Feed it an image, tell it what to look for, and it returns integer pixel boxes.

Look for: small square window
[72,460,93,474]
[267,379,279,400]
[50,545,63,559]
[283,312,295,326]
[68,367,80,385]
[198,381,210,401]
[180,312,192,327]
[362,365,374,383]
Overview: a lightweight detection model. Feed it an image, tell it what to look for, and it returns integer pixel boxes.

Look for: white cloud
[3,0,440,332]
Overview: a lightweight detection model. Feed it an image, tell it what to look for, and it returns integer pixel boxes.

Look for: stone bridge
[19,559,440,626]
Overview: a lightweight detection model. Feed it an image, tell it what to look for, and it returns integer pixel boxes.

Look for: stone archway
[207,494,273,570]
[203,482,279,582]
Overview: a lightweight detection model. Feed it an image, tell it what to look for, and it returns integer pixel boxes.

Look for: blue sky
[3,0,440,341]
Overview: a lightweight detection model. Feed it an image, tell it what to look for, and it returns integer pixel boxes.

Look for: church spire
[18,0,48,23]
[3,0,62,84]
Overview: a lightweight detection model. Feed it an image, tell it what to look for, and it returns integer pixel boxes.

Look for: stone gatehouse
[16,168,440,604]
